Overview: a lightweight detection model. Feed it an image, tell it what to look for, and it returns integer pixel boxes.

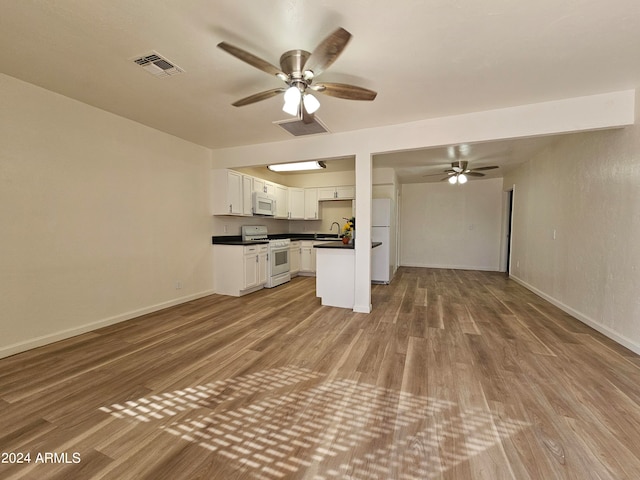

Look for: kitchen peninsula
[314,241,382,309]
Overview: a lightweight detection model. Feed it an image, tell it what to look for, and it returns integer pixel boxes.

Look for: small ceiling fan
[217,27,377,123]
[424,146,499,184]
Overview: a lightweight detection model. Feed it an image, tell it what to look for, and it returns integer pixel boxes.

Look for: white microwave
[252,191,276,216]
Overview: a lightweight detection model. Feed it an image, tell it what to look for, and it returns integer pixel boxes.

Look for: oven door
[270,246,290,276]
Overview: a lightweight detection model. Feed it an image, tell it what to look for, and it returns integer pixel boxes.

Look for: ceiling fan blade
[218,42,286,79]
[232,88,285,107]
[313,82,377,101]
[466,172,485,177]
[303,27,352,77]
[472,166,499,171]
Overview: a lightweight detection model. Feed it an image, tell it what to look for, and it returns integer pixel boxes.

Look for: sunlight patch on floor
[99,366,529,479]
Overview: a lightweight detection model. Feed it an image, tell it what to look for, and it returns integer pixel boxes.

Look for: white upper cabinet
[253,177,276,196]
[242,175,253,216]
[211,169,244,215]
[275,184,289,219]
[336,186,355,199]
[304,188,321,220]
[265,182,277,196]
[252,177,265,194]
[212,169,353,218]
[318,186,355,200]
[288,187,305,219]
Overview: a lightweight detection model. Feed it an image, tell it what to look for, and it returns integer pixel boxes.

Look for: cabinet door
[336,185,355,200]
[258,251,268,285]
[226,171,243,214]
[252,177,266,194]
[300,247,312,272]
[304,188,320,219]
[244,253,259,289]
[242,175,253,216]
[275,184,288,219]
[225,172,242,213]
[288,188,305,219]
[317,187,336,200]
[289,243,301,274]
[212,169,243,215]
[264,182,276,196]
[300,242,317,273]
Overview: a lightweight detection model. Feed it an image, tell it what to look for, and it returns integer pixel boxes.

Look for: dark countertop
[211,235,269,246]
[212,233,340,245]
[314,241,382,250]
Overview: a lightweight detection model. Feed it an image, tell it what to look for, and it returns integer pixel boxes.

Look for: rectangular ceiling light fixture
[267,161,326,172]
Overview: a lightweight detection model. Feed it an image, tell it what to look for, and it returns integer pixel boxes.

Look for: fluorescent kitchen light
[267,161,326,172]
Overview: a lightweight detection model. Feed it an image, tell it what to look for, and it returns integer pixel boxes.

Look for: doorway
[500,187,514,274]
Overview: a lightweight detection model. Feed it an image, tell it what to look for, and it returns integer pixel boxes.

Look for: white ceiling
[2,0,640,182]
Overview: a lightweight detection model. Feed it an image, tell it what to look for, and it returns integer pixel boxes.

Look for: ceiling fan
[424,146,499,184]
[217,27,377,123]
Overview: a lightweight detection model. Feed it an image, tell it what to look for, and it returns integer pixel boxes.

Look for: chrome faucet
[330,222,341,234]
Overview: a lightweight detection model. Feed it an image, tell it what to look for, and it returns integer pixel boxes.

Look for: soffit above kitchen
[1,0,640,153]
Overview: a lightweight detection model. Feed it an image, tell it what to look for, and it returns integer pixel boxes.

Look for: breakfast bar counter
[314,241,381,309]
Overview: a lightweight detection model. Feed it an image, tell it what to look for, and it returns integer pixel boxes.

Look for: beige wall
[504,120,640,353]
[400,178,504,270]
[0,74,213,357]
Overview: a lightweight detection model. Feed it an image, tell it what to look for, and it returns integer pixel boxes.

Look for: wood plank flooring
[2,267,640,479]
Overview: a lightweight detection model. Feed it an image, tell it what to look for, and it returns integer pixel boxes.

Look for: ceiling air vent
[274,116,330,137]
[132,51,184,77]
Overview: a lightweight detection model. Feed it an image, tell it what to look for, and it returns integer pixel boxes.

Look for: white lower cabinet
[214,244,268,296]
[258,248,268,285]
[299,241,317,275]
[289,241,301,276]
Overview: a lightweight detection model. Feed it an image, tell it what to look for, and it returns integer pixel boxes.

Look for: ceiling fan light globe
[283,86,301,116]
[458,174,468,184]
[284,86,301,104]
[303,93,320,114]
[448,176,458,185]
[282,101,299,116]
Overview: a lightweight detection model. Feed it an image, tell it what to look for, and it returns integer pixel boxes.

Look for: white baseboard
[509,275,640,355]
[400,262,500,272]
[0,290,216,360]
[353,303,372,314]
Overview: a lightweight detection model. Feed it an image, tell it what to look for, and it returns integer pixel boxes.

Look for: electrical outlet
[175,281,182,290]
[223,225,228,233]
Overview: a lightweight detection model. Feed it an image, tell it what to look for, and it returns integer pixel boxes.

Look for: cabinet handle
[256,255,258,263]
[229,204,232,213]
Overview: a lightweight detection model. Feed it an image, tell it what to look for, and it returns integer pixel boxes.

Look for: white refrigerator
[372,198,392,284]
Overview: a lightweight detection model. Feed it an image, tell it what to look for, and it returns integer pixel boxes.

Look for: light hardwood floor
[2,267,640,479]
